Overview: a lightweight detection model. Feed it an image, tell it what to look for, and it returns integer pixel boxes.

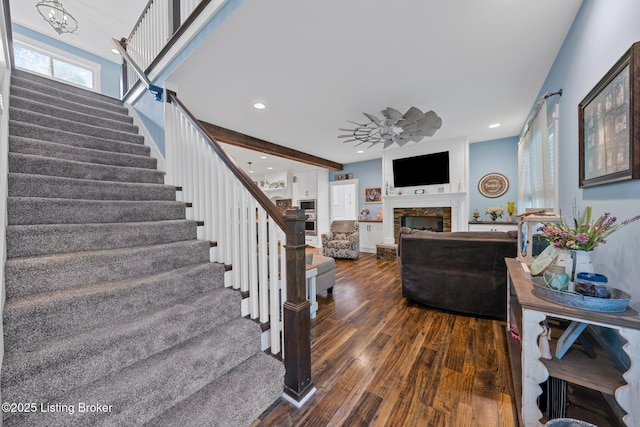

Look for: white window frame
[517,99,559,211]
[13,35,101,92]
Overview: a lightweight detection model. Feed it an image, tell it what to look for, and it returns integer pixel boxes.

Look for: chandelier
[36,0,79,35]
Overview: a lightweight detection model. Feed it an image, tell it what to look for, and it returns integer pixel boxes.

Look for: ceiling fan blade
[399,123,420,133]
[342,138,358,143]
[346,120,367,126]
[338,134,356,138]
[381,107,403,122]
[383,140,395,149]
[396,138,411,147]
[402,106,424,122]
[417,112,443,136]
[338,128,357,132]
[363,112,381,126]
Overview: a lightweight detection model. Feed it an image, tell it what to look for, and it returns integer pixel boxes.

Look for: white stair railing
[165,91,288,355]
[121,0,222,96]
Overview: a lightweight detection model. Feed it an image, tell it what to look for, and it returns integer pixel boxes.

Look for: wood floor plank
[253,252,517,426]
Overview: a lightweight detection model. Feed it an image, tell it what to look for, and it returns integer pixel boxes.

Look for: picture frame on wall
[579,41,640,188]
[364,187,382,203]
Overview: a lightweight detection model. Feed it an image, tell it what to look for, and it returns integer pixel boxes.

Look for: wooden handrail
[112,38,163,101]
[165,90,286,230]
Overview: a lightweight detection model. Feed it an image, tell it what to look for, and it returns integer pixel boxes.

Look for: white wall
[381,137,467,196]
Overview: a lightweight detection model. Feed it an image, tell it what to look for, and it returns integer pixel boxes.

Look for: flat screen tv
[392,151,450,187]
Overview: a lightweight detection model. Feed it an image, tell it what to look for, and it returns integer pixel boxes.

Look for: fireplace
[401,215,443,232]
[393,207,451,242]
[381,193,466,245]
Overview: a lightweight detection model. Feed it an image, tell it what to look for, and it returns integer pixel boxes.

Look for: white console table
[505,258,640,426]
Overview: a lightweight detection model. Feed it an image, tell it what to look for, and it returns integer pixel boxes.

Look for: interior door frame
[329,178,358,221]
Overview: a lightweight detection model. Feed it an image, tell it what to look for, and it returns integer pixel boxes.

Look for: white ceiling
[10,0,583,177]
[9,0,149,60]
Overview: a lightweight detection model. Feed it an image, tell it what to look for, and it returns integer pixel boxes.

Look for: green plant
[537,206,640,251]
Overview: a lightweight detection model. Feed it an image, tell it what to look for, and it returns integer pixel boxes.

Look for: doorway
[329,179,358,221]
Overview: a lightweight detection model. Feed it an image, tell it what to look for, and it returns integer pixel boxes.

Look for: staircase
[1,69,284,427]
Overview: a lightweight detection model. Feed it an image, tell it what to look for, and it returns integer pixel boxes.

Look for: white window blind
[518,98,559,211]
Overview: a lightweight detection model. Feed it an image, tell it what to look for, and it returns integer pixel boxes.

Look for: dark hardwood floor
[254,251,518,426]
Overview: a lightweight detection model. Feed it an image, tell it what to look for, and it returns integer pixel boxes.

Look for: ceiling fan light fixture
[36,0,79,35]
[339,106,442,149]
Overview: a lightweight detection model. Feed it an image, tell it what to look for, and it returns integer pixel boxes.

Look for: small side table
[505,258,640,426]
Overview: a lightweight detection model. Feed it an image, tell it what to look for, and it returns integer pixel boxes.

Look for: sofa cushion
[312,255,335,275]
[333,232,350,240]
[325,240,352,249]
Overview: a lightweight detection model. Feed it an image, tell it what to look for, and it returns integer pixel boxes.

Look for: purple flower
[576,233,589,243]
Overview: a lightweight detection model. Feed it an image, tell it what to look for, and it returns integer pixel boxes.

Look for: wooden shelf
[542,338,625,395]
[505,257,639,426]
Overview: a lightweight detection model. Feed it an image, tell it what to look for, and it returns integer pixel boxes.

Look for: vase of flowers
[485,206,504,221]
[537,206,640,280]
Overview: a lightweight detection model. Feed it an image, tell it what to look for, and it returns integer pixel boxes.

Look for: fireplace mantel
[382,192,467,244]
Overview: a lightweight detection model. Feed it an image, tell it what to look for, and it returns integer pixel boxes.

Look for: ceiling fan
[339,106,442,149]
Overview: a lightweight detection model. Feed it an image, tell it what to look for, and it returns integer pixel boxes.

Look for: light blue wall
[469,136,519,222]
[13,24,121,98]
[329,158,383,218]
[532,0,640,306]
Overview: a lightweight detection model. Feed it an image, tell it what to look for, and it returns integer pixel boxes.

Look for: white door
[330,179,358,221]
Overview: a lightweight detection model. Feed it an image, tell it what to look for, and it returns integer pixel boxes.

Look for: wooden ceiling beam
[198,120,343,171]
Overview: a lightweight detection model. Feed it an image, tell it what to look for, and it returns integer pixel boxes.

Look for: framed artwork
[579,41,640,188]
[364,187,382,203]
[478,173,509,198]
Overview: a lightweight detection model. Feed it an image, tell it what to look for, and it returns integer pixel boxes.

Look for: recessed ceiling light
[267,166,273,170]
[356,150,364,154]
[253,102,266,110]
[110,48,120,55]
[489,123,501,128]
[260,156,267,159]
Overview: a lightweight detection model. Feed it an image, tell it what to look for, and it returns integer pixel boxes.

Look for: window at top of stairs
[13,40,96,90]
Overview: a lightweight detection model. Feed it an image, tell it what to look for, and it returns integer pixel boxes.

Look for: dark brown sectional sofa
[397,227,518,320]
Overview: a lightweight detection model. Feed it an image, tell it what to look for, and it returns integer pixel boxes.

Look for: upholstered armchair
[322,220,359,259]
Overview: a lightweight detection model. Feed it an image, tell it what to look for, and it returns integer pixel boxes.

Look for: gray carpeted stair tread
[3,292,245,417]
[11,70,125,109]
[9,120,150,156]
[3,317,264,427]
[147,352,285,427]
[5,240,211,299]
[10,96,138,133]
[9,136,157,170]
[6,219,196,258]
[8,197,185,226]
[10,107,144,144]
[3,262,227,351]
[10,85,132,123]
[2,70,283,427]
[9,152,164,184]
[8,173,175,203]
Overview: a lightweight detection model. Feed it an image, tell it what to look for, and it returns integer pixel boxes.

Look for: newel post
[282,208,315,405]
